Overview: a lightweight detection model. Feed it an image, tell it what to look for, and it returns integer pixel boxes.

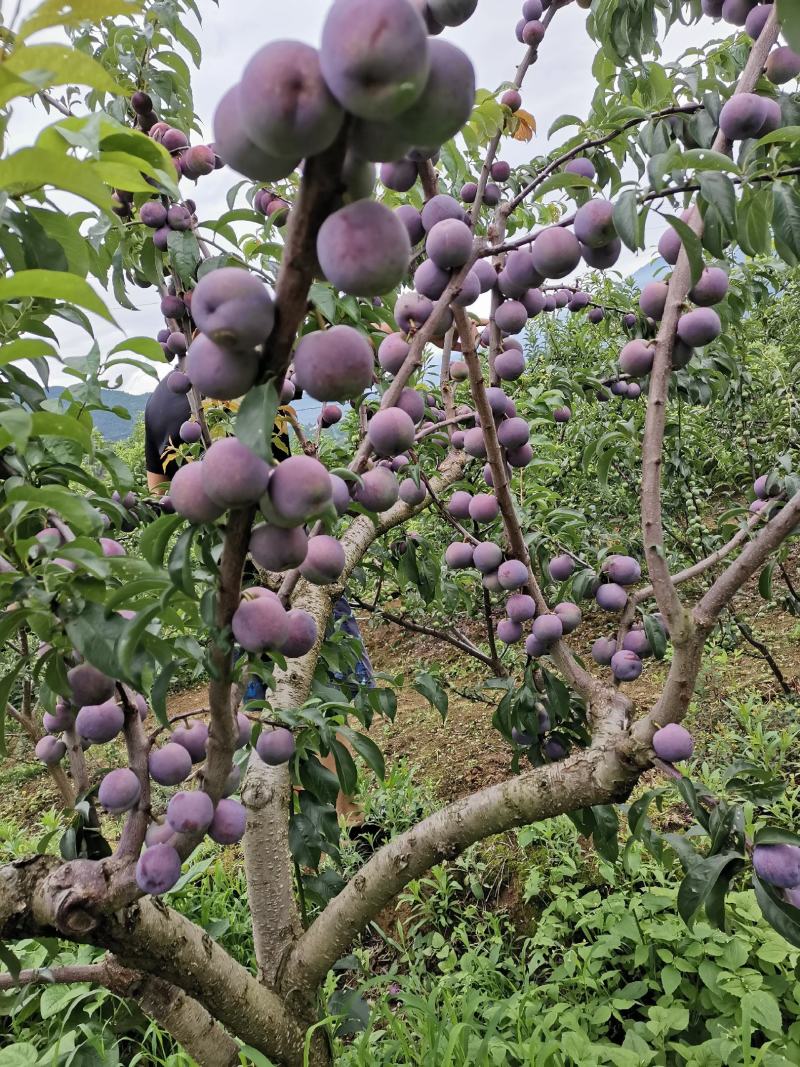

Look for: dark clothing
[144,376,190,480]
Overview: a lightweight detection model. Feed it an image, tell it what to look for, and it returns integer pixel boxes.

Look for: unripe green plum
[320,0,430,120]
[136,843,182,896]
[192,267,274,352]
[170,461,226,524]
[293,324,374,401]
[317,200,411,297]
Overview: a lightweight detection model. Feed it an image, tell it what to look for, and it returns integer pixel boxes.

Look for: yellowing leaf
[513,109,537,143]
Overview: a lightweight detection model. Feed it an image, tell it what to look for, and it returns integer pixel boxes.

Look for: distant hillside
[48,387,148,442]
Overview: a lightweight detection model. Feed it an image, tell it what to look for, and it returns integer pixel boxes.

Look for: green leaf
[0,1043,38,1066]
[591,804,620,862]
[642,614,667,660]
[663,215,704,287]
[30,411,93,452]
[168,525,197,597]
[0,269,115,323]
[413,671,448,721]
[0,661,26,756]
[753,874,800,949]
[330,738,358,797]
[0,338,57,367]
[698,172,737,232]
[151,661,178,728]
[754,826,800,847]
[339,726,385,780]
[613,189,641,252]
[0,408,32,452]
[777,0,800,53]
[758,562,774,600]
[677,852,743,926]
[3,44,126,103]
[17,0,143,39]
[235,382,279,462]
[0,149,113,215]
[109,336,168,364]
[139,513,184,567]
[772,184,800,265]
[167,229,202,287]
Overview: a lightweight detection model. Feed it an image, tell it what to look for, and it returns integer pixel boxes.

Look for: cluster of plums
[138,195,200,253]
[35,658,297,897]
[133,90,221,181]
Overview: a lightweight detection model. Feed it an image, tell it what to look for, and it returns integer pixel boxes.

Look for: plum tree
[2,2,800,1064]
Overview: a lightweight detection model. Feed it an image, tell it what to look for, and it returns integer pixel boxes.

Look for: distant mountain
[48,387,148,442]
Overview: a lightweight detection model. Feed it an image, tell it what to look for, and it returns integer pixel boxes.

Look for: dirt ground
[2,558,799,826]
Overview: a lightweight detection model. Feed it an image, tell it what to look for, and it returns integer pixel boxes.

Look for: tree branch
[639,9,780,643]
[283,686,634,994]
[451,305,596,700]
[242,759,302,988]
[351,594,497,669]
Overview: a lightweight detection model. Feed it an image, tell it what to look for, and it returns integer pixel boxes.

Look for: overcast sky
[10,0,720,393]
